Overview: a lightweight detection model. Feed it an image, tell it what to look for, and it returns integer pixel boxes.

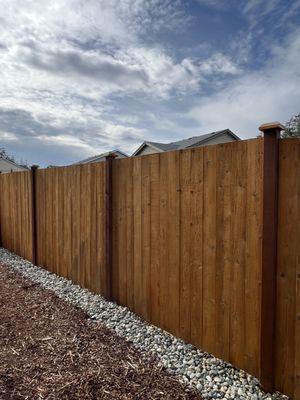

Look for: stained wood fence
[0,130,299,399]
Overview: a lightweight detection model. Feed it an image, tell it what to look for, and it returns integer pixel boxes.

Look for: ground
[0,264,201,400]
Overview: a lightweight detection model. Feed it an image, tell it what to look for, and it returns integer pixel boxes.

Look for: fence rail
[0,132,299,399]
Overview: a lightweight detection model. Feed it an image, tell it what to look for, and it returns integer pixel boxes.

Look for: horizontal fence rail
[0,135,299,399]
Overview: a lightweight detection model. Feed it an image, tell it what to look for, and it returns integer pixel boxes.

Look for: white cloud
[242,0,300,29]
[198,53,241,75]
[0,0,205,164]
[188,31,300,138]
[0,0,297,166]
[0,0,242,166]
[0,0,189,47]
[0,0,206,113]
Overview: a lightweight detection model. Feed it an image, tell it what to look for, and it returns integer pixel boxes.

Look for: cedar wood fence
[0,124,299,399]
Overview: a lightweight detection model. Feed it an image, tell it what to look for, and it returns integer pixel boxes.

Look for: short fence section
[0,137,299,399]
[0,171,33,261]
[35,163,109,297]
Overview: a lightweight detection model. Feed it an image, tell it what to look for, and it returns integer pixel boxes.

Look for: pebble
[0,247,290,400]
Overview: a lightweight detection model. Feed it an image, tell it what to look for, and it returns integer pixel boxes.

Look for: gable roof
[132,129,240,156]
[72,149,128,165]
[0,156,29,171]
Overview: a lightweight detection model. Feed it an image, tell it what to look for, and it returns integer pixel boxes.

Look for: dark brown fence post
[30,165,39,265]
[259,122,284,391]
[104,153,116,300]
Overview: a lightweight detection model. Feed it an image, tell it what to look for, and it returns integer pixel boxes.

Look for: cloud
[242,0,300,30]
[0,0,298,166]
[198,53,241,75]
[19,45,149,87]
[0,0,241,167]
[0,0,189,47]
[194,0,230,10]
[0,106,146,165]
[0,0,211,166]
[188,30,300,138]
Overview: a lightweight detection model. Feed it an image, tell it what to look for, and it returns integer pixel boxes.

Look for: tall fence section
[0,129,299,399]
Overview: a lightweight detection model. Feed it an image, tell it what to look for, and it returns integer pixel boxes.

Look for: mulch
[0,264,202,400]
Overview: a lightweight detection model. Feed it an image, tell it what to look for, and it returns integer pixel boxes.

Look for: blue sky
[0,0,299,166]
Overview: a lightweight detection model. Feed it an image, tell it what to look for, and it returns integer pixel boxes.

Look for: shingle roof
[133,129,240,156]
[0,156,29,170]
[72,149,128,165]
[144,141,178,152]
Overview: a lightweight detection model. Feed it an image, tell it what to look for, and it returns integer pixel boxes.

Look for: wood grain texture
[0,171,33,261]
[276,138,300,399]
[111,140,264,381]
[34,164,107,295]
[245,139,263,376]
[2,139,300,398]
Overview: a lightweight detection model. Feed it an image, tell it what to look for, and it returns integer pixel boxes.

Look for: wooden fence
[0,171,34,261]
[34,163,109,297]
[276,138,300,398]
[0,130,299,399]
[112,139,263,378]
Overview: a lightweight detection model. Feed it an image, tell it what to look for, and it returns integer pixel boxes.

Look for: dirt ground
[0,264,201,400]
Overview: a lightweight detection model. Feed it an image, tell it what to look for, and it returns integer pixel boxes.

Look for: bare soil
[0,264,201,400]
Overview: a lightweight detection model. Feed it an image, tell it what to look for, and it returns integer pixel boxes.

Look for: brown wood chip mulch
[0,264,202,400]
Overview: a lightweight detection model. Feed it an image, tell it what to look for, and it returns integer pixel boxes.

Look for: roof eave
[0,157,28,170]
[72,149,128,165]
[185,129,240,148]
[132,142,164,156]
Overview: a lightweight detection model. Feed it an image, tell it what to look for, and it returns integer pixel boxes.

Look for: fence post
[259,122,284,391]
[30,165,39,265]
[104,153,116,300]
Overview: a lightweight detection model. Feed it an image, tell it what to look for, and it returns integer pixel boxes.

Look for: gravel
[0,247,289,400]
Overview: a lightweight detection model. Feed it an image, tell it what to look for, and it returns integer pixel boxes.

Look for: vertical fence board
[245,139,263,376]
[126,159,134,309]
[159,153,168,331]
[149,153,160,327]
[165,151,180,336]
[90,164,97,294]
[133,157,142,316]
[202,145,217,354]
[190,147,204,348]
[141,156,151,321]
[121,159,131,306]
[71,165,80,286]
[112,160,120,302]
[216,143,232,361]
[179,149,192,341]
[229,141,247,369]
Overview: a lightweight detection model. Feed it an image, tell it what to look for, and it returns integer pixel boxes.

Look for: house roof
[0,156,29,170]
[132,129,240,156]
[72,149,128,165]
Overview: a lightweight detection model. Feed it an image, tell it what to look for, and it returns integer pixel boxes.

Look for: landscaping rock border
[0,248,288,400]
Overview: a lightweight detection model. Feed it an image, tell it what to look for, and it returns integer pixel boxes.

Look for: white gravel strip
[0,247,288,400]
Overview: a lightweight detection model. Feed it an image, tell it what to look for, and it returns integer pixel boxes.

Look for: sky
[0,0,300,166]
